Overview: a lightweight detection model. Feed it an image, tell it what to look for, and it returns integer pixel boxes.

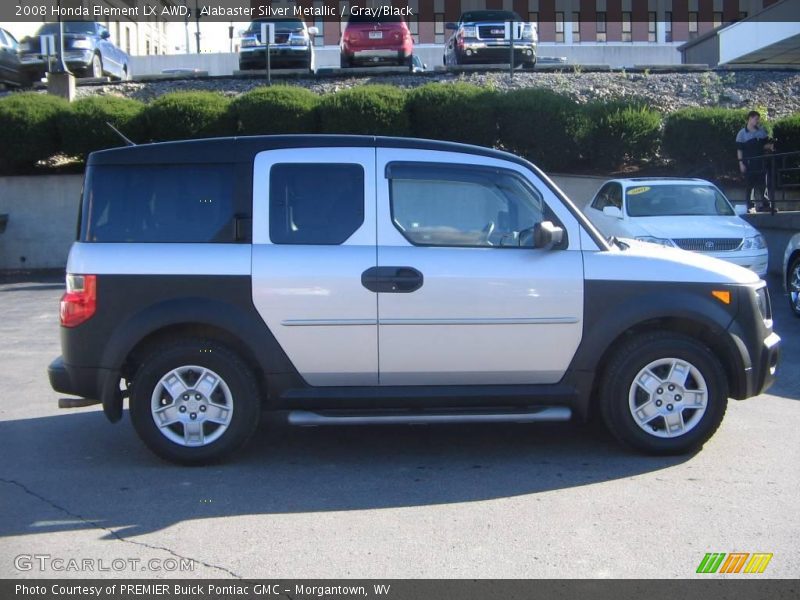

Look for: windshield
[461,11,521,23]
[247,19,304,32]
[625,184,735,217]
[37,22,96,35]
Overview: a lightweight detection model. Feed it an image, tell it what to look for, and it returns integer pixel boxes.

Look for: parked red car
[340,14,414,68]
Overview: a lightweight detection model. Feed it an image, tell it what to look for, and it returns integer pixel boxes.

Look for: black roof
[87,135,532,168]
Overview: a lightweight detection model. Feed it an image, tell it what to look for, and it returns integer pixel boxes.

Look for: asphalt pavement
[0,274,798,579]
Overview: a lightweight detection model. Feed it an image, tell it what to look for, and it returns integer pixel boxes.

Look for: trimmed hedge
[497,88,589,171]
[58,96,144,159]
[662,107,766,176]
[318,85,409,136]
[582,101,662,169]
[140,91,235,142]
[774,114,800,153]
[0,93,70,173]
[231,86,319,135]
[407,83,498,146]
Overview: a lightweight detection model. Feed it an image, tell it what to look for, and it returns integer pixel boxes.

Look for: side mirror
[734,203,747,216]
[602,205,623,219]
[445,23,457,30]
[308,27,319,37]
[100,30,111,40]
[520,221,564,250]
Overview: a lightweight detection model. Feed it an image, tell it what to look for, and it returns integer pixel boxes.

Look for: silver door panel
[251,148,378,386]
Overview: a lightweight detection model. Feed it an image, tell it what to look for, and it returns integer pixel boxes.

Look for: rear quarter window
[81,164,236,243]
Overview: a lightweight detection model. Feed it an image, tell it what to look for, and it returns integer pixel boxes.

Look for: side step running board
[288,407,571,426]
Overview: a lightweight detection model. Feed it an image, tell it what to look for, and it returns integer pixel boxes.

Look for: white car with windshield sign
[584,178,768,277]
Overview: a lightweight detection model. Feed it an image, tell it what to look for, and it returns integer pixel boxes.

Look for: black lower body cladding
[53,274,300,421]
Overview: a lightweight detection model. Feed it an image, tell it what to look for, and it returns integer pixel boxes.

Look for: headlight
[71,39,92,50]
[241,36,258,48]
[460,25,477,38]
[755,286,771,321]
[289,33,308,46]
[635,236,676,248]
[742,234,767,250]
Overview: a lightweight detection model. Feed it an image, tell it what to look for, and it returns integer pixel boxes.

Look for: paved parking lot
[0,274,798,579]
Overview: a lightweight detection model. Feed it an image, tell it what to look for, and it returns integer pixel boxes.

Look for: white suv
[48,137,780,464]
[584,178,768,277]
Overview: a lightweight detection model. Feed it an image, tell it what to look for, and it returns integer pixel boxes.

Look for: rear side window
[81,164,235,243]
[270,163,364,245]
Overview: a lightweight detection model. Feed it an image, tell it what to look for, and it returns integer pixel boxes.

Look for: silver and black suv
[444,10,537,67]
[239,18,318,72]
[49,136,779,464]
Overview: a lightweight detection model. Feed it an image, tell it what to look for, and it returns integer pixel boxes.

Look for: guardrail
[747,150,800,215]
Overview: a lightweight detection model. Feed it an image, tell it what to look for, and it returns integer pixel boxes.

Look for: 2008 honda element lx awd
[49,135,780,464]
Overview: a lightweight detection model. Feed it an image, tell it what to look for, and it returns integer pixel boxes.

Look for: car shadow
[0,409,691,539]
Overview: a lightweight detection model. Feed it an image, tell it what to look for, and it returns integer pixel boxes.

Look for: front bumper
[239,46,310,68]
[19,51,93,75]
[710,250,769,278]
[48,356,123,422]
[458,42,536,64]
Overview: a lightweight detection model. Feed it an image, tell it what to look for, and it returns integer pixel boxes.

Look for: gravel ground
[74,69,800,117]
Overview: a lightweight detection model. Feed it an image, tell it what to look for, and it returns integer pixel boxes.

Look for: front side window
[625,184,734,217]
[270,163,364,245]
[82,164,235,243]
[388,163,551,248]
[592,183,622,210]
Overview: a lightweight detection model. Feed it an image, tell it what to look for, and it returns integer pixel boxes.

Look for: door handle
[361,267,424,293]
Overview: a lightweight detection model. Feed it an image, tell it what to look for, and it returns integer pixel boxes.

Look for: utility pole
[194,0,201,53]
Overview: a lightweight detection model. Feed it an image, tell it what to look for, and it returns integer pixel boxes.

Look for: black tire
[340,53,351,69]
[599,332,728,455]
[788,255,800,318]
[129,339,261,465]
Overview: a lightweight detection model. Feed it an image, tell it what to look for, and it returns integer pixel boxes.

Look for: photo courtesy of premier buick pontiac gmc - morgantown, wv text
[48,135,781,464]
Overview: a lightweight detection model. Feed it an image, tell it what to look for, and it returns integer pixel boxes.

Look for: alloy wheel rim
[628,357,708,439]
[790,263,800,312]
[150,365,233,447]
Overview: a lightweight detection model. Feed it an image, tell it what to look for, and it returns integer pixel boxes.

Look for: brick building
[252,0,783,46]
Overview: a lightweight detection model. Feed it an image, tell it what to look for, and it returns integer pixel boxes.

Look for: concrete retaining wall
[0,173,794,275]
[127,43,681,78]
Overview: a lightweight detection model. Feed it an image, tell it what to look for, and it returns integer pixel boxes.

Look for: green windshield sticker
[627,186,651,195]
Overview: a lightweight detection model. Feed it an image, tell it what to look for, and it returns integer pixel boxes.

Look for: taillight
[60,274,97,328]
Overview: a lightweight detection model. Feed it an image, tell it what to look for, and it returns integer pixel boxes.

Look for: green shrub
[662,107,764,175]
[497,89,588,171]
[773,113,800,153]
[231,86,319,135]
[407,83,498,146]
[140,91,235,142]
[582,101,661,169]
[58,96,144,159]
[0,93,70,173]
[318,85,409,136]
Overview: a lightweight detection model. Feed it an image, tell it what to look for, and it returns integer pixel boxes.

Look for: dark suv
[18,21,129,82]
[444,10,537,67]
[239,18,318,72]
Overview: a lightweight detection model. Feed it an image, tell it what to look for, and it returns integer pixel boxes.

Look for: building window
[572,12,580,43]
[555,12,564,43]
[434,13,445,44]
[146,40,150,56]
[596,12,606,43]
[688,12,699,39]
[409,14,419,43]
[314,18,324,45]
[528,12,539,33]
[648,11,657,42]
[713,11,723,27]
[125,27,131,55]
[622,12,632,42]
[665,11,673,42]
[739,11,747,20]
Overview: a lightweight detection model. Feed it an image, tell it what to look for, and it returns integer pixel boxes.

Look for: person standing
[736,110,774,213]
